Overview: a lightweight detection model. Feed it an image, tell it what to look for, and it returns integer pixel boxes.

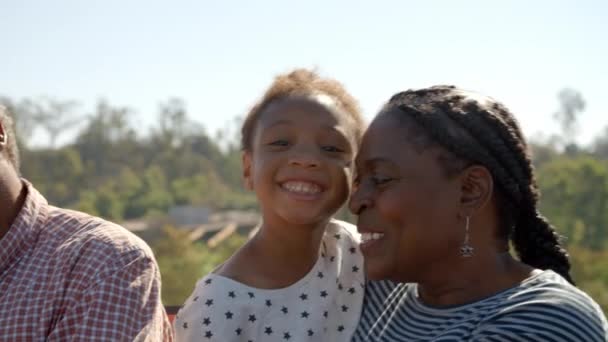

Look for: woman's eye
[268,140,289,146]
[322,145,344,153]
[372,175,392,185]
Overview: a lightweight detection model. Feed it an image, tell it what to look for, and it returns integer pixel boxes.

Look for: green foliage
[537,156,608,250]
[152,225,245,305]
[569,246,608,314]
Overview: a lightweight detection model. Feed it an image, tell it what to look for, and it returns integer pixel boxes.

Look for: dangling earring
[460,216,474,257]
[0,132,6,146]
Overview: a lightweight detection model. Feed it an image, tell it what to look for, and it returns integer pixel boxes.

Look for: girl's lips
[278,181,324,201]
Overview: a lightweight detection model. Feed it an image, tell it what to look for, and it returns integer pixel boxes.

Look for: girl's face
[243,95,358,228]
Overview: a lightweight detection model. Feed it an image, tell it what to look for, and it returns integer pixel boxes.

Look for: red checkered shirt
[0,181,173,341]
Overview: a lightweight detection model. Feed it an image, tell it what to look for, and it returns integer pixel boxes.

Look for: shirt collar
[0,180,49,274]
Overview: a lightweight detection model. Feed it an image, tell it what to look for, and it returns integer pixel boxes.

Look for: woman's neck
[416,253,535,308]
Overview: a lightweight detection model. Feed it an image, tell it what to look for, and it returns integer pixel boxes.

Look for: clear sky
[1,0,607,146]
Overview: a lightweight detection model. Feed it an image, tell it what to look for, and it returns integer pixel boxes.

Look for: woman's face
[349,111,465,282]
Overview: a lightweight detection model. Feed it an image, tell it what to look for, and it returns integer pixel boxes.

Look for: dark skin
[350,111,538,307]
[216,96,357,289]
[0,120,26,241]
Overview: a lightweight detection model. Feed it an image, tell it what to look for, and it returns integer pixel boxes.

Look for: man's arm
[47,250,173,341]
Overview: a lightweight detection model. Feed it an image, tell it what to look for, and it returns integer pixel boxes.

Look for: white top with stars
[174,219,365,342]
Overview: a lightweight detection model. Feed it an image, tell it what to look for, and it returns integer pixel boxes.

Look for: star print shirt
[174,219,365,342]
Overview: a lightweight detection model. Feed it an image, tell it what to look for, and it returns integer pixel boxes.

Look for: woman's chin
[363,261,392,281]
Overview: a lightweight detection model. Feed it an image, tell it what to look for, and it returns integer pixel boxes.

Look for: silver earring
[460,216,474,257]
[0,133,6,146]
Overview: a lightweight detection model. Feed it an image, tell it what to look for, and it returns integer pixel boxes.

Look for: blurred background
[1,0,607,312]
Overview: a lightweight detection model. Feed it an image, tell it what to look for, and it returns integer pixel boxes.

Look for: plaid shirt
[0,181,173,341]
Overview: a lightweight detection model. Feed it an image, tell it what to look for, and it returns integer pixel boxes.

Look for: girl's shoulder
[327,219,361,244]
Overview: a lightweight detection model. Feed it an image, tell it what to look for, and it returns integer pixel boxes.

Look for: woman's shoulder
[477,270,608,341]
[509,270,604,313]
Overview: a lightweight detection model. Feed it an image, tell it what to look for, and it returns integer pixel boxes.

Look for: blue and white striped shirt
[353,270,607,341]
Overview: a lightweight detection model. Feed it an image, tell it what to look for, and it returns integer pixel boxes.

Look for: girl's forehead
[260,95,350,127]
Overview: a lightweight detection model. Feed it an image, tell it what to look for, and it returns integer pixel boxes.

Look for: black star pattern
[228,291,236,298]
[334,233,341,240]
[248,314,257,323]
[248,292,255,299]
[338,283,343,290]
[323,311,328,318]
[308,329,314,336]
[265,299,272,307]
[202,317,211,326]
[205,299,213,306]
[299,293,308,300]
[182,322,188,329]
[341,305,349,312]
[352,265,360,272]
[348,287,356,294]
[330,256,335,262]
[338,325,345,332]
[225,311,233,319]
[235,328,242,335]
[204,278,212,285]
[317,271,324,278]
[284,332,291,340]
[320,290,328,298]
[205,330,213,338]
[301,311,309,318]
[281,306,288,314]
[264,326,273,335]
[349,246,356,254]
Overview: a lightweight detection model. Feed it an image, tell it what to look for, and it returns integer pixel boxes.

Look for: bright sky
[2,0,607,146]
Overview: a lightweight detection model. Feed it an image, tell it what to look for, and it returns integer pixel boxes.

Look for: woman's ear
[242,151,253,190]
[459,165,493,217]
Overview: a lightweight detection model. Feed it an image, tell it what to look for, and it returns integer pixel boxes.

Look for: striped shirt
[0,180,173,341]
[353,270,607,341]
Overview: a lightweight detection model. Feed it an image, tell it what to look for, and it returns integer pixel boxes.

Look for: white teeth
[361,232,385,243]
[282,181,321,195]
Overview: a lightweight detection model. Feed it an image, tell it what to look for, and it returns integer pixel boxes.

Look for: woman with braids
[350,86,607,341]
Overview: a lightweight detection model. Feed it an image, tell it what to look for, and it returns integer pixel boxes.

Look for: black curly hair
[383,85,574,284]
[241,68,365,151]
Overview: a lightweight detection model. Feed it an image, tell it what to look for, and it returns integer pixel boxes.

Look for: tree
[553,88,585,147]
[592,126,608,160]
[25,97,81,147]
[537,156,608,250]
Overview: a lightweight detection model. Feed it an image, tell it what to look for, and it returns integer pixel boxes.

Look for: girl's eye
[268,140,289,146]
[322,145,344,153]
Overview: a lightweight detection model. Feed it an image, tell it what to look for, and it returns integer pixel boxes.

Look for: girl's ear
[242,151,254,190]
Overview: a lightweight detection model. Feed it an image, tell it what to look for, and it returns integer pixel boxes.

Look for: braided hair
[384,85,574,284]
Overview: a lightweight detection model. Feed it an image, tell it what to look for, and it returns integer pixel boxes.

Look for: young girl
[174,69,367,341]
